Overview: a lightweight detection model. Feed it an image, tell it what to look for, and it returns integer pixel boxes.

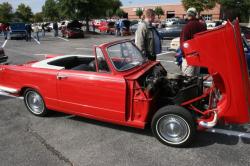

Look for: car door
[182,20,250,124]
[56,51,126,122]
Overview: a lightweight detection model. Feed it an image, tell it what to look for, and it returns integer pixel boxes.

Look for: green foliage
[218,0,250,22]
[115,8,126,18]
[42,0,59,21]
[182,0,217,15]
[154,6,164,19]
[105,0,122,18]
[136,8,143,19]
[0,2,13,23]
[16,3,33,22]
[32,12,44,23]
[57,0,122,31]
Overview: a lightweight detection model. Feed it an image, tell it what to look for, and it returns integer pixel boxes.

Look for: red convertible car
[0,21,249,147]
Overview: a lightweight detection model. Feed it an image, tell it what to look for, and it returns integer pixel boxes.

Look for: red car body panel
[61,27,84,38]
[182,20,250,124]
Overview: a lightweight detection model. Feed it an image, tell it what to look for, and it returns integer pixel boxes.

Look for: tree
[16,3,33,22]
[136,8,143,19]
[182,0,217,15]
[32,12,44,23]
[115,8,126,18]
[42,0,59,21]
[154,6,164,19]
[0,2,13,23]
[218,0,250,22]
[58,0,122,31]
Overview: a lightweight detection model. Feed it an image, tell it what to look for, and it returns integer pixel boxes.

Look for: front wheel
[24,89,48,117]
[151,105,195,147]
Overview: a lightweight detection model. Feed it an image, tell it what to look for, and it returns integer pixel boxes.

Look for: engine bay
[137,64,204,105]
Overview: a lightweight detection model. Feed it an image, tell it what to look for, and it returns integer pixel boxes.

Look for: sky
[0,0,181,13]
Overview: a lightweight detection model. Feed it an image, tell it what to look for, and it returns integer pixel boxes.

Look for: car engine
[138,64,203,105]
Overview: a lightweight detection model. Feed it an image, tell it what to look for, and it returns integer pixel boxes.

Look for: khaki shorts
[182,58,200,76]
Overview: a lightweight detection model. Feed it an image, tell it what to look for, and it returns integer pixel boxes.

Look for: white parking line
[58,37,69,42]
[157,60,175,63]
[1,40,8,48]
[75,48,92,50]
[207,128,250,139]
[32,37,40,44]
[157,51,175,57]
[34,54,47,56]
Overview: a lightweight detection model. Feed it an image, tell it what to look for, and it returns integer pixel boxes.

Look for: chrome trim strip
[0,86,19,94]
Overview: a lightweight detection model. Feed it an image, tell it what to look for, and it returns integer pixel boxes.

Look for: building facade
[121,3,221,21]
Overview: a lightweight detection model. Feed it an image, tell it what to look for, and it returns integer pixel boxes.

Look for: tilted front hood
[123,61,160,80]
[182,20,250,124]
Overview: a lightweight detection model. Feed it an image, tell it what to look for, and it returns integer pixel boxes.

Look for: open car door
[182,20,250,124]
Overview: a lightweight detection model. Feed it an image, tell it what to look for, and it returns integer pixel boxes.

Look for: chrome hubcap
[26,91,44,114]
[157,114,190,144]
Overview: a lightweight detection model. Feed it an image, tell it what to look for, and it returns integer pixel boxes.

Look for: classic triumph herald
[0,21,249,147]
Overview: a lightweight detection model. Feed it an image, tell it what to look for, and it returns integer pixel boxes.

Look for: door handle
[57,75,68,80]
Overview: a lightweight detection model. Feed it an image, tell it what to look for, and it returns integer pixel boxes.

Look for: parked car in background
[118,19,131,36]
[130,23,139,34]
[0,48,8,64]
[158,25,184,39]
[0,23,3,33]
[98,21,115,34]
[158,19,187,39]
[241,26,250,40]
[43,23,52,32]
[61,20,84,38]
[9,23,27,40]
[93,19,107,28]
[242,34,250,72]
[165,17,179,26]
[169,37,180,50]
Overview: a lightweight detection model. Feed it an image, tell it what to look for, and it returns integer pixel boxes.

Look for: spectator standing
[25,24,32,42]
[198,16,207,29]
[92,21,95,32]
[53,22,58,37]
[33,24,40,41]
[115,19,120,36]
[42,23,45,37]
[180,7,207,76]
[2,23,9,40]
[135,9,162,61]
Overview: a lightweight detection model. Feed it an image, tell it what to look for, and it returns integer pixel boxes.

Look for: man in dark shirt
[180,7,207,76]
[53,22,58,37]
[25,24,32,42]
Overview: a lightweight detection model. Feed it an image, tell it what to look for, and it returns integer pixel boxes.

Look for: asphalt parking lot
[0,32,250,166]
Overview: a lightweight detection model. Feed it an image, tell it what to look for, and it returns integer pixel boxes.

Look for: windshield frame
[105,41,148,72]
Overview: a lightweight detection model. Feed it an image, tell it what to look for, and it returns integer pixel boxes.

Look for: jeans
[34,32,39,41]
[181,58,200,76]
[42,30,45,37]
[26,32,31,41]
[54,30,58,37]
[3,31,8,40]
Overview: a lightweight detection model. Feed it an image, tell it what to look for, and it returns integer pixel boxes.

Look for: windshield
[107,41,146,71]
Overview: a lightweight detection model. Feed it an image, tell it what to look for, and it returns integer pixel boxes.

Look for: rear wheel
[24,89,48,117]
[151,105,195,147]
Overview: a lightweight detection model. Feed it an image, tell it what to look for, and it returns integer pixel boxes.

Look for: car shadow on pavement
[0,95,14,101]
[66,115,250,147]
[68,115,153,137]
[192,129,250,148]
[43,111,250,148]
